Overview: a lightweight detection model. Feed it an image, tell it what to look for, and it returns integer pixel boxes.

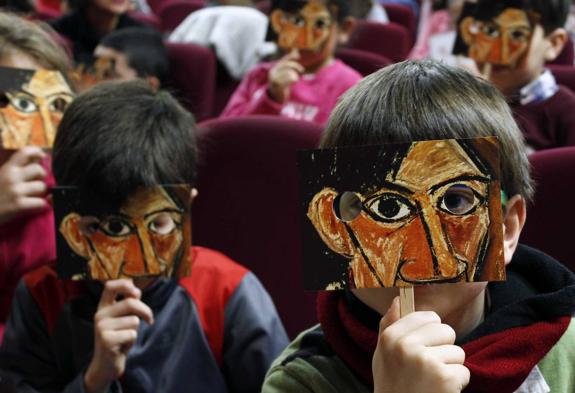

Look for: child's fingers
[284,48,301,61]
[97,315,141,332]
[20,163,47,181]
[410,322,456,347]
[380,309,441,341]
[378,296,401,333]
[445,364,471,390]
[14,180,47,198]
[425,345,466,365]
[280,60,305,74]
[97,297,154,325]
[8,146,46,166]
[100,329,138,349]
[98,279,141,308]
[12,196,47,211]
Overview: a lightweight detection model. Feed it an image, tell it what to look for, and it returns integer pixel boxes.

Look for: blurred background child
[0,11,71,342]
[220,0,362,125]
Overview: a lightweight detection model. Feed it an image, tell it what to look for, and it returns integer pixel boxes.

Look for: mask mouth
[395,258,468,286]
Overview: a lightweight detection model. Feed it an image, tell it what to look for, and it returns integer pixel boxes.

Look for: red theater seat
[128,11,161,31]
[193,116,323,338]
[520,146,575,272]
[347,20,411,63]
[549,64,575,93]
[166,42,215,121]
[158,0,205,33]
[383,3,416,46]
[336,47,391,76]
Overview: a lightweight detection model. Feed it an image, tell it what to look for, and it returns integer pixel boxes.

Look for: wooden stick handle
[399,287,415,317]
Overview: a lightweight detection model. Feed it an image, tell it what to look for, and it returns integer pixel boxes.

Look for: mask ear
[60,213,92,259]
[460,16,476,45]
[307,188,355,257]
[270,9,284,34]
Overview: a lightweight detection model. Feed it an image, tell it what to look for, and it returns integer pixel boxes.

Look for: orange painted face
[60,186,189,280]
[0,69,73,148]
[271,1,336,52]
[306,139,504,289]
[461,8,533,68]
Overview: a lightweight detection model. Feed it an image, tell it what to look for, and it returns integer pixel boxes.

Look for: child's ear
[60,213,92,259]
[270,9,284,34]
[337,16,357,45]
[543,27,568,62]
[502,195,526,266]
[308,188,355,256]
[145,75,161,92]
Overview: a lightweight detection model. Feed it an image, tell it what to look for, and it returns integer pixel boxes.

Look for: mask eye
[365,194,415,223]
[78,216,100,236]
[100,218,133,237]
[49,96,70,113]
[288,15,305,27]
[314,18,330,29]
[481,24,500,38]
[149,213,177,235]
[10,95,38,113]
[510,28,529,41]
[439,185,482,215]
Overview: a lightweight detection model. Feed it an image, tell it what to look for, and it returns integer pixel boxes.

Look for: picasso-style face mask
[299,137,505,289]
[270,0,336,53]
[0,67,74,148]
[54,185,192,280]
[457,3,537,69]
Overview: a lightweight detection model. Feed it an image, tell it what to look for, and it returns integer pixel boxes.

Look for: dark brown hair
[322,59,534,202]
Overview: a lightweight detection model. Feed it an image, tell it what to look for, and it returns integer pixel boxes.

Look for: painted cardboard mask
[298,137,505,289]
[68,57,116,93]
[0,67,74,149]
[454,1,538,69]
[270,0,336,52]
[54,185,192,280]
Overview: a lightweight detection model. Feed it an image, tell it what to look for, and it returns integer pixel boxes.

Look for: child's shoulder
[186,246,249,282]
[262,325,370,393]
[178,246,251,304]
[537,317,575,392]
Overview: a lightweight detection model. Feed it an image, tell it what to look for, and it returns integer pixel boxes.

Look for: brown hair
[0,12,71,74]
[322,59,534,202]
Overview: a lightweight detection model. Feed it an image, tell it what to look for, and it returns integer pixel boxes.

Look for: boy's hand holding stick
[373,287,469,393]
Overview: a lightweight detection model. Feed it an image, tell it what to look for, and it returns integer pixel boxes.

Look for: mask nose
[29,105,53,146]
[123,227,163,276]
[487,39,504,64]
[399,204,464,283]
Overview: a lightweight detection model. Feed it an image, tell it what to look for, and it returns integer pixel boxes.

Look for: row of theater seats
[166,39,575,123]
[166,42,392,121]
[192,115,575,338]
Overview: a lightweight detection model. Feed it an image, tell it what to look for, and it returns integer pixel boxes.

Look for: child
[94,27,169,89]
[49,0,145,65]
[220,0,362,125]
[0,81,289,392]
[0,11,72,342]
[459,0,575,150]
[262,60,575,392]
